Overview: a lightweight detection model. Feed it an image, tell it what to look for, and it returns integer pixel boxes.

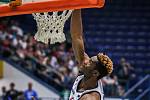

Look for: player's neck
[79,77,97,91]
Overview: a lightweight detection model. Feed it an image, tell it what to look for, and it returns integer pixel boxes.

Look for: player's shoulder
[80,92,101,100]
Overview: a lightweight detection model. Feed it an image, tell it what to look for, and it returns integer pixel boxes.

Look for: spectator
[102,74,119,96]
[11,21,24,37]
[49,55,59,69]
[117,85,125,96]
[6,82,19,100]
[24,82,38,100]
[1,86,7,100]
[117,58,134,87]
[67,55,75,70]
[17,91,25,100]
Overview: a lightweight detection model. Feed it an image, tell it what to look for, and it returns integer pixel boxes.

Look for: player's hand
[9,0,22,9]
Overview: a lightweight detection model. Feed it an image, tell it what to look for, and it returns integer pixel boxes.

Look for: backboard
[0,0,105,17]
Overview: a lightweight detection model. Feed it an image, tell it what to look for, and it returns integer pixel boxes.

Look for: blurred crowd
[0,17,138,98]
[0,18,78,91]
[102,57,137,97]
[1,82,38,100]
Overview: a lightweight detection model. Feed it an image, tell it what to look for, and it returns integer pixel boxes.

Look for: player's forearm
[71,9,85,65]
[71,10,83,37]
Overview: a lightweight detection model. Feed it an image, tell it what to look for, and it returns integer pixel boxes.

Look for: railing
[135,87,150,100]
[123,75,150,99]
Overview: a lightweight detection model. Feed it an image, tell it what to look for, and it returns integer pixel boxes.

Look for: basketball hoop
[32,10,73,44]
[0,0,105,44]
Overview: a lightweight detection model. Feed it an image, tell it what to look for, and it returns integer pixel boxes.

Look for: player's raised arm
[70,9,85,66]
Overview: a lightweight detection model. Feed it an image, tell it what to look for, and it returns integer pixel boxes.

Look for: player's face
[81,56,98,77]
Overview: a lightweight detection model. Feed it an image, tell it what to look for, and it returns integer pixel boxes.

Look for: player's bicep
[86,97,100,100]
[89,95,100,100]
[81,92,101,100]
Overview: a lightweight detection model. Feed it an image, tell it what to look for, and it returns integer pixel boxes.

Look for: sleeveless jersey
[69,75,104,100]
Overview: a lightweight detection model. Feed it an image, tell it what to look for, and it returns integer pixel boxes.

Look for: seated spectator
[24,82,38,100]
[6,82,19,100]
[11,21,24,37]
[1,86,7,100]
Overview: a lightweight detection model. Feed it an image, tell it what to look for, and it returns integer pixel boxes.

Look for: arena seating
[82,0,150,74]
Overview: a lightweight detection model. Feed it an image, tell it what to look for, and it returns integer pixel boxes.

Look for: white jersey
[69,75,104,100]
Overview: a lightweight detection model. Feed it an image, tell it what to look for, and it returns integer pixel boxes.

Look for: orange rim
[0,0,105,17]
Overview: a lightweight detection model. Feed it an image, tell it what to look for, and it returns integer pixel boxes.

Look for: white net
[32,10,73,44]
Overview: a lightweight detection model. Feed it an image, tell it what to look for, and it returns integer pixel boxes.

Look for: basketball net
[32,10,73,44]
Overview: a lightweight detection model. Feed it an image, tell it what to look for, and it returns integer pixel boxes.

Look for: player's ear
[92,70,100,77]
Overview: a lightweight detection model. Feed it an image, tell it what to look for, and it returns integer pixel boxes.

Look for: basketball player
[69,9,113,100]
